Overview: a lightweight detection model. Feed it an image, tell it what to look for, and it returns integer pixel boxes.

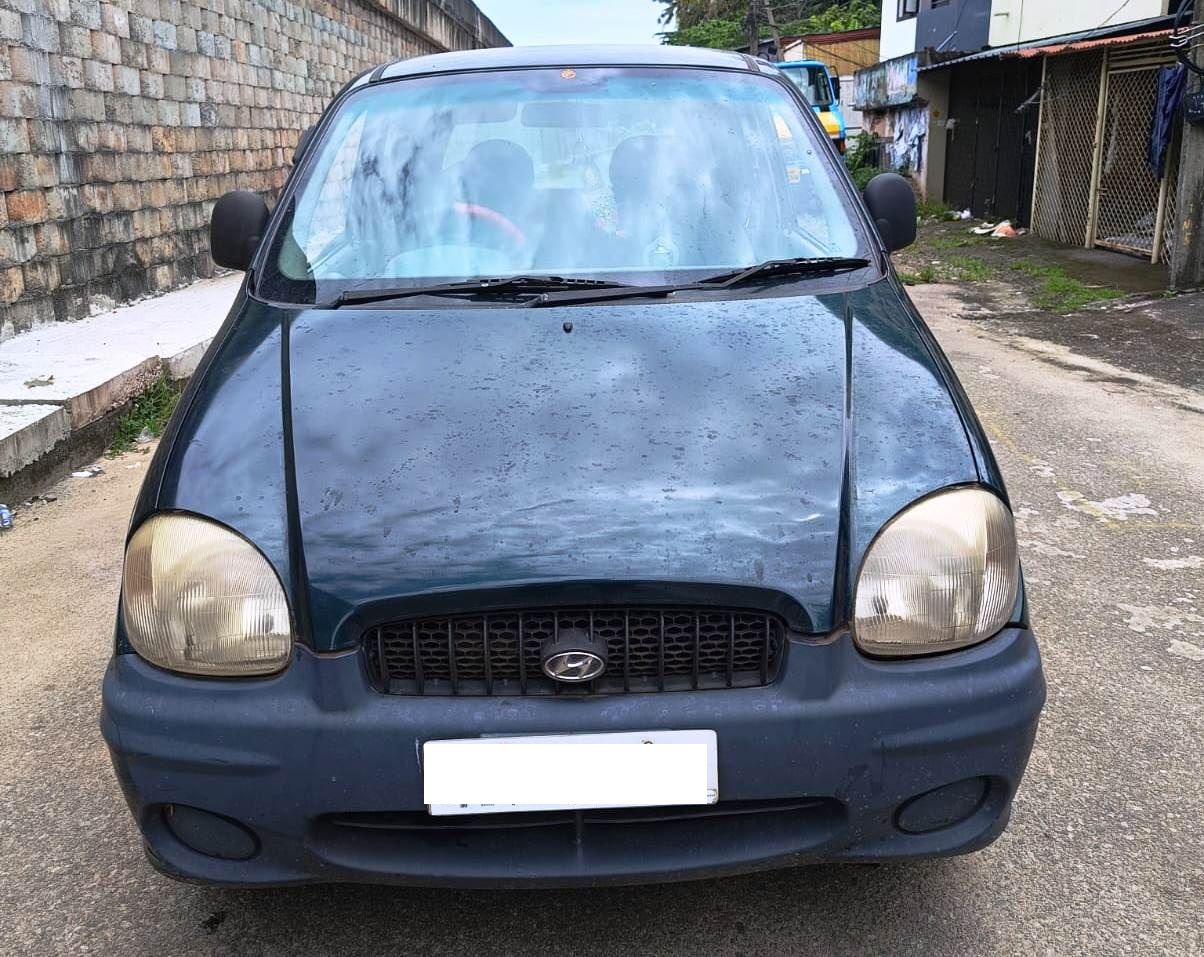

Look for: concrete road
[1,288,1201,956]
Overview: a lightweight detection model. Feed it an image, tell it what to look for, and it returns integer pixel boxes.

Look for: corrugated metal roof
[1014,27,1171,57]
[918,15,1173,71]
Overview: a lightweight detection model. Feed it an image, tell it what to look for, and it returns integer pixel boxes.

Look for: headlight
[853,487,1020,657]
[122,513,293,676]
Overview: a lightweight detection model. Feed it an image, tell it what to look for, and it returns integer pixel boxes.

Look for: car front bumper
[100,626,1044,887]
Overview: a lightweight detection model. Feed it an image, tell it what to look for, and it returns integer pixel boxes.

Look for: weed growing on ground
[897,256,991,285]
[916,199,954,222]
[108,374,183,455]
[928,236,969,251]
[947,256,994,282]
[844,132,886,190]
[898,264,937,285]
[1010,261,1126,314]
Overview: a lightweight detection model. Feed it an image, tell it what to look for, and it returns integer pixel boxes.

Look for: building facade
[859,0,1188,273]
[855,0,993,200]
[989,0,1169,46]
[879,0,918,61]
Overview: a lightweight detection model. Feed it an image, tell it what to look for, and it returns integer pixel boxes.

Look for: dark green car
[101,45,1044,887]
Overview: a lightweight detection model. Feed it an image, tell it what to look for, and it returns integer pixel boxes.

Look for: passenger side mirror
[829,76,841,103]
[863,173,917,252]
[210,190,270,271]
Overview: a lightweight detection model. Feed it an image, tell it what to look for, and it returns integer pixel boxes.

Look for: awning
[919,15,1173,71]
[1015,27,1171,57]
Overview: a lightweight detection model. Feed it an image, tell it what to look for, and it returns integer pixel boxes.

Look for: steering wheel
[451,202,527,249]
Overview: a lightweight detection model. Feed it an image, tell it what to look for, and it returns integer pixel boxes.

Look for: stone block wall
[0,0,507,339]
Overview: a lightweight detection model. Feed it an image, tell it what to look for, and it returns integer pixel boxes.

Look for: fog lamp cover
[165,804,259,860]
[896,777,990,834]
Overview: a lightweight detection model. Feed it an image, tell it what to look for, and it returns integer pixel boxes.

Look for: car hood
[152,280,986,649]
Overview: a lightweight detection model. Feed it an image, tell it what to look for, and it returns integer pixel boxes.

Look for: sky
[479,0,670,47]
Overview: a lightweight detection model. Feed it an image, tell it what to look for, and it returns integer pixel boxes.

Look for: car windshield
[258,66,866,303]
[781,66,834,109]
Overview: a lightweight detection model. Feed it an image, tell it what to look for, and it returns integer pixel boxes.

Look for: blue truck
[777,59,848,154]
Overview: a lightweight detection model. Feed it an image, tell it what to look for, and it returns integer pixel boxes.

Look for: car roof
[372,44,759,84]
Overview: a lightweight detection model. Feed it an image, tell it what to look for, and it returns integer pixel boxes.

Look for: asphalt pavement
[1,283,1201,956]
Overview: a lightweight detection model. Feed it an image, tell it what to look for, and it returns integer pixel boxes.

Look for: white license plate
[423,729,718,816]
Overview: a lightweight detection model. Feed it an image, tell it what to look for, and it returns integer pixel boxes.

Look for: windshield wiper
[526,256,871,308]
[331,275,632,308]
[697,256,871,288]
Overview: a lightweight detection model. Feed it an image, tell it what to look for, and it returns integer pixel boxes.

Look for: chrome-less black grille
[364,608,786,696]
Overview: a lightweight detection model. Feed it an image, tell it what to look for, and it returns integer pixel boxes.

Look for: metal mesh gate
[1031,53,1100,247]
[1032,43,1182,264]
[1160,127,1180,265]
[1095,67,1169,260]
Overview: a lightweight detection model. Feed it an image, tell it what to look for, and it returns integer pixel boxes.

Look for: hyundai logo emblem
[543,650,606,682]
[540,627,608,683]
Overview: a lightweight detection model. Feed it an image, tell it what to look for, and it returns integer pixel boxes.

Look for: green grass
[1010,261,1126,314]
[898,264,937,285]
[916,199,954,222]
[108,374,182,455]
[898,256,992,285]
[946,256,994,282]
[926,233,990,251]
[927,236,968,251]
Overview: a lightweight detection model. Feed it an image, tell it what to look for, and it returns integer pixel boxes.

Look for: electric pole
[747,0,761,59]
[1171,0,1204,289]
[766,5,781,61]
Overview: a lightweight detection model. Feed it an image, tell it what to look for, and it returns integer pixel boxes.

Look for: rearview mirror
[829,76,841,103]
[863,173,917,252]
[210,190,270,271]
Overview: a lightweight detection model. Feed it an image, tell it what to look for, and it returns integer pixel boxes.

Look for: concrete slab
[0,404,70,479]
[165,338,215,380]
[0,275,241,407]
[0,274,241,496]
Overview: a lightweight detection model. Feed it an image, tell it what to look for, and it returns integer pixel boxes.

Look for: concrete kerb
[0,274,239,504]
[0,343,214,506]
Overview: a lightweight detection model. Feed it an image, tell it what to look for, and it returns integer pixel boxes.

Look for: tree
[655,0,880,43]
[779,0,879,34]
[662,17,746,47]
[657,1,744,29]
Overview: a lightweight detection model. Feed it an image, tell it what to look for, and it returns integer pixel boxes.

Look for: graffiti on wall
[885,103,929,170]
[862,103,930,174]
[854,54,918,110]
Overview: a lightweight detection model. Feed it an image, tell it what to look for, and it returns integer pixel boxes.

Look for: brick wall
[0,0,507,339]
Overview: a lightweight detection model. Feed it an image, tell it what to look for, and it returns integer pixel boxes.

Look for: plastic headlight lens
[122,514,293,676]
[853,488,1020,657]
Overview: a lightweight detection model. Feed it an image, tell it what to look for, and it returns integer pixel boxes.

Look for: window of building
[898,0,919,18]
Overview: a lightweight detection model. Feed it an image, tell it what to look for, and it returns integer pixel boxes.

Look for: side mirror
[829,76,841,103]
[210,190,270,271]
[292,125,316,165]
[863,172,917,252]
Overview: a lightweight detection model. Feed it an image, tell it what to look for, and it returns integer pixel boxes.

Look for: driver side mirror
[829,76,841,103]
[292,125,316,165]
[863,173,917,252]
[210,190,270,271]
